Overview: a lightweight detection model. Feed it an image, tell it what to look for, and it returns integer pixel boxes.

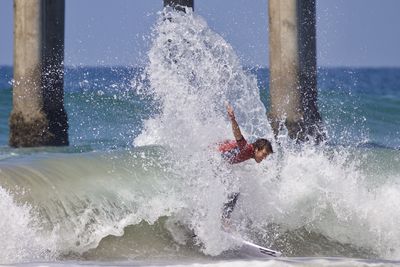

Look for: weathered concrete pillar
[268,0,323,142]
[164,0,194,12]
[10,0,68,147]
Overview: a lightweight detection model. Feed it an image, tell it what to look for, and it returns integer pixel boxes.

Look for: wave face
[1,8,400,265]
[0,149,190,262]
[1,147,400,262]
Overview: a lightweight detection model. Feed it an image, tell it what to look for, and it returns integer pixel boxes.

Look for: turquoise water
[2,66,400,149]
[1,9,400,267]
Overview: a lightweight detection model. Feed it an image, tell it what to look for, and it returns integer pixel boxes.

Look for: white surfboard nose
[227,233,282,258]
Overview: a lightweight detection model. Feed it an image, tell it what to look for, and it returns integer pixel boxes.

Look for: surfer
[218,104,273,164]
[218,103,273,224]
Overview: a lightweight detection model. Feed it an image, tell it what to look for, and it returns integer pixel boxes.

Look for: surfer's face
[254,148,271,163]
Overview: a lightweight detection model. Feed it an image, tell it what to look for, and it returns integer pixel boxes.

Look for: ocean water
[1,8,400,267]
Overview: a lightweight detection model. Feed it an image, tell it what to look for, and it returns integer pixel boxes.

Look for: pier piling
[10,0,68,147]
[268,0,324,142]
[164,0,194,12]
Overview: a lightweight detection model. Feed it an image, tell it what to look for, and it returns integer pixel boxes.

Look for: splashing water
[134,8,400,259]
[134,8,276,255]
[0,187,56,262]
[135,8,272,149]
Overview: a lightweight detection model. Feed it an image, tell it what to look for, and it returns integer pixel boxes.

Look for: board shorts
[222,192,240,219]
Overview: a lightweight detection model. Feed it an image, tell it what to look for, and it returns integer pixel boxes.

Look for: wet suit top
[218,138,254,164]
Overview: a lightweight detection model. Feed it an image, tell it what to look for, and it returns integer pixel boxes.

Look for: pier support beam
[10,0,68,147]
[268,0,323,142]
[164,0,194,12]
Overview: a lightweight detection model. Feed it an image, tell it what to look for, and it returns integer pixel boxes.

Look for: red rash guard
[218,138,254,164]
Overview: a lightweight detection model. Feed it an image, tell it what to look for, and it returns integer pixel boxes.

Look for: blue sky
[1,0,400,67]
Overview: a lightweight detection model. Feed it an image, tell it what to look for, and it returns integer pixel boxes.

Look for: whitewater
[1,7,400,267]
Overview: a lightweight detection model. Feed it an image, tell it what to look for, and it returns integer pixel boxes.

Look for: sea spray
[134,8,400,259]
[134,8,273,148]
[134,8,275,255]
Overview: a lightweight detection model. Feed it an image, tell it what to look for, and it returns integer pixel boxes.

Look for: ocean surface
[1,8,400,267]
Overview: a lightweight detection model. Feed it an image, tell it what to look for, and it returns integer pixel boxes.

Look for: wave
[1,8,400,265]
[129,7,400,260]
[0,148,187,262]
[1,144,400,263]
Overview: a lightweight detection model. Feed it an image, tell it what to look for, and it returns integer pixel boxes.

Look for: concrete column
[268,0,323,142]
[164,0,194,12]
[10,0,68,147]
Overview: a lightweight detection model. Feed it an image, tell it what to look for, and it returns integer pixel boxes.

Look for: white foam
[133,8,276,255]
[0,186,56,263]
[133,8,400,259]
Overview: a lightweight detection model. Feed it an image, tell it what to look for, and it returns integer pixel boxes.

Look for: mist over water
[0,8,400,267]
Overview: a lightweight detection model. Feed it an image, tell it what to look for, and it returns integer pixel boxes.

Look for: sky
[1,0,400,67]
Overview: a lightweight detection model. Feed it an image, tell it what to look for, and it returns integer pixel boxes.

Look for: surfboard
[229,234,282,258]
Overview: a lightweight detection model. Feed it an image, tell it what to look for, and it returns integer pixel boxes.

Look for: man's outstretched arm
[227,104,244,141]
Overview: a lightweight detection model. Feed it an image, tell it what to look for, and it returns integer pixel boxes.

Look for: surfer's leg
[222,192,240,220]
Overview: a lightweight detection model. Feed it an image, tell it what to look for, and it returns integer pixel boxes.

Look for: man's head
[252,138,273,163]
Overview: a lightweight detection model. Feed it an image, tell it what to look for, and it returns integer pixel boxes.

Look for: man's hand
[225,103,243,141]
[226,103,235,121]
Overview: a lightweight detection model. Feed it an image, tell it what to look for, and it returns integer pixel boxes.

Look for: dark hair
[252,138,273,153]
